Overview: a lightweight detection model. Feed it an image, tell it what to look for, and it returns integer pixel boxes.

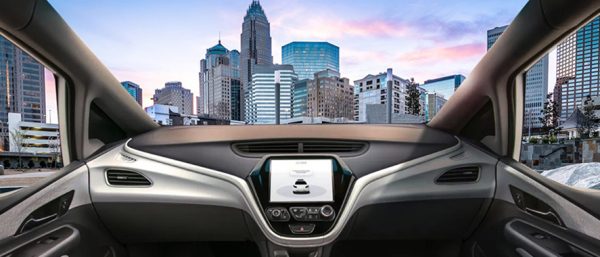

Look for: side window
[0,35,64,194]
[519,16,600,191]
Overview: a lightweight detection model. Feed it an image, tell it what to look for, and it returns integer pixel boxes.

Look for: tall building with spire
[240,0,273,120]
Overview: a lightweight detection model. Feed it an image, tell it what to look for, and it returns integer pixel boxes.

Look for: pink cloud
[274,18,410,40]
[333,19,410,38]
[397,43,485,64]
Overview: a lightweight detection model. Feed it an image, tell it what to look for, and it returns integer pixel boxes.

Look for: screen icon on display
[293,179,310,194]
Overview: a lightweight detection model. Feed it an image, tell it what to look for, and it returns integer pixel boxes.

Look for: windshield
[50,0,526,125]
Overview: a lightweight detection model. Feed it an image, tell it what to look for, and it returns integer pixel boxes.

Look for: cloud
[275,18,411,40]
[396,42,485,64]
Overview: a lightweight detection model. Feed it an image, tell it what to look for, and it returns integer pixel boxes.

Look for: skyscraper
[153,81,194,115]
[486,26,507,50]
[282,42,340,80]
[241,0,273,120]
[198,41,241,120]
[0,36,46,150]
[555,17,600,123]
[245,64,297,124]
[488,26,549,128]
[120,81,143,106]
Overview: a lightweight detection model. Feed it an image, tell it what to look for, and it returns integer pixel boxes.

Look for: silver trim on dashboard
[116,138,463,247]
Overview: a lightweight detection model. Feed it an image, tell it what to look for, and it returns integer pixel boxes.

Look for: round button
[320,205,334,218]
[272,209,282,218]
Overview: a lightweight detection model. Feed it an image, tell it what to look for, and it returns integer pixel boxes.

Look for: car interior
[0,0,599,257]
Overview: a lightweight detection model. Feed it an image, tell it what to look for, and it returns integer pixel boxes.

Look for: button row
[289,206,335,222]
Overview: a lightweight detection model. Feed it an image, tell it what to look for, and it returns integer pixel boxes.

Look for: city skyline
[48,0,526,109]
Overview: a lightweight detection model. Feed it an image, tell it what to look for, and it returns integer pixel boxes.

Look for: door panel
[464,161,600,257]
[0,164,125,257]
[0,166,90,239]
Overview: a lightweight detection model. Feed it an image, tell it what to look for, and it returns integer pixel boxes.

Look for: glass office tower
[121,81,143,106]
[282,42,340,80]
[420,74,465,101]
[488,25,549,128]
[556,17,600,122]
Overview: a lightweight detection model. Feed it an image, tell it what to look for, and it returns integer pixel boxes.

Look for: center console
[248,156,355,237]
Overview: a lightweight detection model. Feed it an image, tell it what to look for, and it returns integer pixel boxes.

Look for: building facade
[488,25,549,128]
[421,75,464,121]
[555,17,600,123]
[8,112,59,154]
[282,42,340,80]
[145,104,179,126]
[0,36,46,151]
[305,69,353,121]
[245,64,297,124]
[421,74,465,101]
[153,81,194,115]
[353,70,409,122]
[198,41,241,120]
[120,81,143,106]
[426,93,448,121]
[486,26,508,50]
[292,79,309,118]
[240,0,273,120]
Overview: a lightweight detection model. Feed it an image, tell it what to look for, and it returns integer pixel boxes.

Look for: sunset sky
[46,0,527,110]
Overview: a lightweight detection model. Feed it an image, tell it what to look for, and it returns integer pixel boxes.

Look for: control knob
[320,205,334,218]
[272,209,282,218]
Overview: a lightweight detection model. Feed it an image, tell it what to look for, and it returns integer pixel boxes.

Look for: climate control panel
[266,205,335,223]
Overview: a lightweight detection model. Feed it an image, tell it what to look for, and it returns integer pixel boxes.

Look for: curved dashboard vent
[436,167,479,183]
[106,170,151,186]
[302,141,366,153]
[234,142,299,154]
[233,141,367,156]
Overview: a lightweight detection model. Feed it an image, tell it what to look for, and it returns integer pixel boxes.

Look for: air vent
[302,142,367,153]
[234,142,299,154]
[106,170,151,186]
[436,167,479,183]
[232,141,367,156]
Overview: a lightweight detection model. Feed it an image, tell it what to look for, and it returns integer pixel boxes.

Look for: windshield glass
[50,0,526,125]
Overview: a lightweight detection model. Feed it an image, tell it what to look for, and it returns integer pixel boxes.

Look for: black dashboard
[127,124,459,178]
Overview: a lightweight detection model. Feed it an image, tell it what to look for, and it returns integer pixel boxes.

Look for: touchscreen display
[269,159,334,203]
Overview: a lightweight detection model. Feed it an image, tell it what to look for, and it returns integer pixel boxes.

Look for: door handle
[18,213,59,234]
[524,207,563,227]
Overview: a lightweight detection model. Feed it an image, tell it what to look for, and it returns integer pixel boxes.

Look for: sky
[46,0,528,110]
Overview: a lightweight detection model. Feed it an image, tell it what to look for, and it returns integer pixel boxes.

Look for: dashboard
[85,125,498,248]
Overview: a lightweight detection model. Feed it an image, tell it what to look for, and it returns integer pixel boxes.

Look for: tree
[9,129,25,169]
[577,95,599,139]
[405,78,422,116]
[538,93,561,137]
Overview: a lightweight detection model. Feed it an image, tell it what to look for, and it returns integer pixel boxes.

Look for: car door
[429,1,600,256]
[0,1,156,256]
